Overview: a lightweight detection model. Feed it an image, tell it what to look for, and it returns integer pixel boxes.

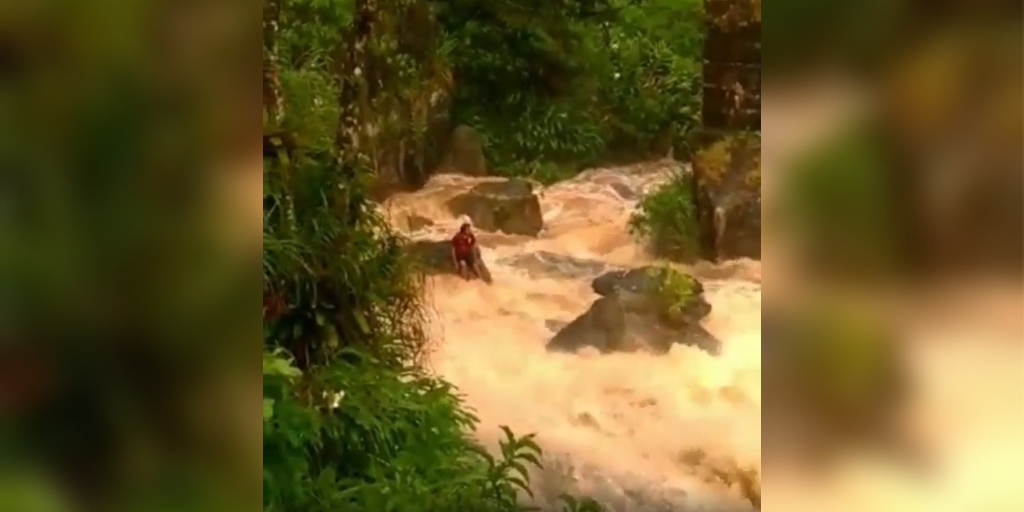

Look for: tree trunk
[334,0,380,223]
[262,0,298,249]
[263,0,284,125]
[701,0,760,132]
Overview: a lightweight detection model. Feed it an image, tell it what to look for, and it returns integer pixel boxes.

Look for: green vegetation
[268,0,708,188]
[646,265,699,325]
[629,132,760,261]
[446,0,705,181]
[262,80,603,512]
[262,93,604,512]
[629,164,700,261]
[262,0,761,509]
[691,132,761,188]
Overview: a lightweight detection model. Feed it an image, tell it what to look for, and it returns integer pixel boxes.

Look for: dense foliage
[260,80,607,512]
[444,0,705,180]
[262,0,730,509]
[271,0,706,187]
[630,132,761,261]
[261,133,604,510]
[628,162,700,261]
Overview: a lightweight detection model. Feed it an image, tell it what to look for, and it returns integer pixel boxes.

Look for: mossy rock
[441,125,487,176]
[591,265,711,327]
[690,131,761,260]
[693,133,761,190]
[547,265,719,355]
[705,0,761,31]
[547,295,628,354]
[445,178,544,236]
[646,266,704,327]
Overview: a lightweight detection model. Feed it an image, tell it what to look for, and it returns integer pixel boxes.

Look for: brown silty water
[382,160,761,511]
[372,80,1022,512]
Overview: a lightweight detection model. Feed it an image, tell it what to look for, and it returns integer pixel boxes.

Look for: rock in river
[547,265,721,355]
[445,178,545,236]
[406,239,493,284]
[440,125,488,177]
[690,132,761,260]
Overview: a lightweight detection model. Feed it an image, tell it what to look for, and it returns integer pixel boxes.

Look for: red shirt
[451,232,475,257]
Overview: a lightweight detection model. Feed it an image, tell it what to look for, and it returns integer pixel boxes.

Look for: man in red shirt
[450,222,479,279]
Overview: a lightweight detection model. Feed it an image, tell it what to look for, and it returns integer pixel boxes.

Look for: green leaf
[354,309,370,334]
[263,398,275,421]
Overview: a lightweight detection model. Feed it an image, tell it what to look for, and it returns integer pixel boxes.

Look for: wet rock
[498,251,623,280]
[547,295,629,353]
[690,132,761,260]
[405,239,451,270]
[547,266,721,355]
[405,213,435,232]
[544,319,569,333]
[688,259,761,283]
[445,178,544,236]
[609,182,639,201]
[591,266,711,326]
[440,125,488,176]
[405,239,493,283]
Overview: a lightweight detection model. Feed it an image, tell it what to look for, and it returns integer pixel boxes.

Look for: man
[450,222,479,279]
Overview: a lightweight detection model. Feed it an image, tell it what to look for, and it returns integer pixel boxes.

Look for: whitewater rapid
[377,78,1023,512]
[383,162,762,511]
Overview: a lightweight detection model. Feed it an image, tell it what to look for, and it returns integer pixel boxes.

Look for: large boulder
[547,266,720,355]
[404,212,435,232]
[440,125,488,177]
[445,179,544,236]
[546,295,628,353]
[406,239,451,271]
[591,266,711,327]
[690,132,761,260]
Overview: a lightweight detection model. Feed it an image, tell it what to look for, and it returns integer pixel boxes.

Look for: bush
[262,122,604,512]
[646,265,699,321]
[691,132,761,189]
[264,348,583,512]
[630,132,762,262]
[628,165,699,261]
[442,0,704,175]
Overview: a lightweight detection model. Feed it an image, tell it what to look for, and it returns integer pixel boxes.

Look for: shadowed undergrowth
[262,135,605,512]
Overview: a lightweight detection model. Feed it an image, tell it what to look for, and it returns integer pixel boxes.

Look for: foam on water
[384,161,762,511]
[378,83,1023,511]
